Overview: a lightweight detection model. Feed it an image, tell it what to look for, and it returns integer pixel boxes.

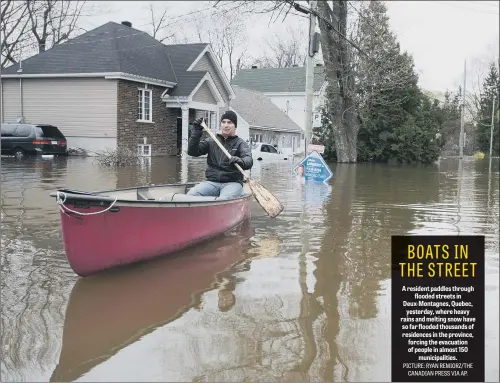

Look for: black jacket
[187,129,253,183]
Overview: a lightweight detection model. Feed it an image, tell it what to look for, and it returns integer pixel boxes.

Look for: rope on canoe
[56,191,118,216]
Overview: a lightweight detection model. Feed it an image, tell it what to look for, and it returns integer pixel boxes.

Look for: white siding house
[230,86,302,154]
[231,65,327,134]
[1,77,118,151]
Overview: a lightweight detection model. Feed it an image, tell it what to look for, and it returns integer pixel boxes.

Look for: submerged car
[251,142,288,161]
[1,123,68,157]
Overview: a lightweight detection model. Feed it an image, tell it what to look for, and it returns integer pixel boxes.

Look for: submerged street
[1,155,498,382]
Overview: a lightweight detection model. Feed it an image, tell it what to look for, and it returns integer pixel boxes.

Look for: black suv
[1,123,68,157]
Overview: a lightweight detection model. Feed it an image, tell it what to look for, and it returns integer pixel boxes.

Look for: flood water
[1,155,498,382]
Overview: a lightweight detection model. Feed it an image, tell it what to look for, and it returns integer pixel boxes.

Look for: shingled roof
[231,66,326,93]
[2,22,179,83]
[231,85,303,133]
[165,43,208,72]
[1,22,213,97]
[164,44,208,97]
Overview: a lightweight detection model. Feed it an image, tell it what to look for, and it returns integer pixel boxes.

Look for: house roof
[231,66,326,93]
[2,22,178,84]
[167,72,206,97]
[163,43,209,97]
[231,85,303,133]
[165,43,208,73]
[1,21,232,101]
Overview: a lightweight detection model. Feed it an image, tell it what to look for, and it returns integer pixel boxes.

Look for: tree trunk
[318,0,359,163]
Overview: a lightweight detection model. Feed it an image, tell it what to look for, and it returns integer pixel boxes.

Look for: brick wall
[117,80,178,156]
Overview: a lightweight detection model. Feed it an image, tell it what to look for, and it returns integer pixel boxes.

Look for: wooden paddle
[200,120,284,218]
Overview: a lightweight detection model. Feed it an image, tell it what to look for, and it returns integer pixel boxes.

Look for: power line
[283,0,371,59]
[134,5,217,28]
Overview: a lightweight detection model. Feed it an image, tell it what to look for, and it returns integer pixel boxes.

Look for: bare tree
[221,19,247,79]
[145,2,176,43]
[187,9,248,80]
[1,0,31,67]
[264,26,306,68]
[464,56,500,124]
[1,0,101,68]
[26,0,88,53]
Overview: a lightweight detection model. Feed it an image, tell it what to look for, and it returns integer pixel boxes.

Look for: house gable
[192,81,218,104]
[188,46,235,103]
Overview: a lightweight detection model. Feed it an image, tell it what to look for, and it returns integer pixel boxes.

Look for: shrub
[93,148,143,167]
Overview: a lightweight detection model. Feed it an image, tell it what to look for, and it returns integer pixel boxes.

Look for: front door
[177,117,182,155]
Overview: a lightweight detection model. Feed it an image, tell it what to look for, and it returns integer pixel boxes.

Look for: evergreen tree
[355,1,441,164]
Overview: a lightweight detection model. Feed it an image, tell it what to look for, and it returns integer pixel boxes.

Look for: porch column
[181,105,189,184]
[181,105,189,156]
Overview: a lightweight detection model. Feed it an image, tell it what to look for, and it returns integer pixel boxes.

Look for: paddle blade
[246,178,284,218]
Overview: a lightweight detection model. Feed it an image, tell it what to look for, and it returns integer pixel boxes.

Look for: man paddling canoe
[187,111,253,199]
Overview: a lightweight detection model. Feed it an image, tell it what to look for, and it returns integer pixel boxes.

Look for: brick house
[0,21,236,156]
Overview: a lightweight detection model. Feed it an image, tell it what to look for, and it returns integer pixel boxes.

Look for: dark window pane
[36,125,65,138]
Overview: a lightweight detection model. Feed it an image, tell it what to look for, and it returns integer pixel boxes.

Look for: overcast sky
[80,1,499,94]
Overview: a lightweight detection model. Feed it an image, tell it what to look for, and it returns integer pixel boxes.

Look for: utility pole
[303,0,317,154]
[490,95,496,158]
[459,60,466,159]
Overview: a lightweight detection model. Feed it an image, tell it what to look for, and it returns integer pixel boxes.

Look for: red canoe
[50,222,255,382]
[49,182,252,276]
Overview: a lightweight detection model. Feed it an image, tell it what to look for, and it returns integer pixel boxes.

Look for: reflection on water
[1,155,499,382]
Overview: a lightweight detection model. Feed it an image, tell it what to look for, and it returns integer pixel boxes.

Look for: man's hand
[193,117,204,131]
[229,156,244,167]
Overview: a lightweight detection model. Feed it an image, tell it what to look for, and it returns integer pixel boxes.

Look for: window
[138,86,152,122]
[35,125,65,138]
[268,145,278,154]
[261,145,270,153]
[203,111,216,131]
[137,144,152,157]
[253,133,262,143]
[204,111,211,130]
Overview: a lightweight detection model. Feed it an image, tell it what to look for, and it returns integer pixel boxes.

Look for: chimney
[251,65,258,69]
[121,21,132,27]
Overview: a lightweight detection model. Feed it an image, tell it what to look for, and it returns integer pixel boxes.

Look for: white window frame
[203,110,217,132]
[137,144,152,157]
[253,133,262,143]
[137,84,153,123]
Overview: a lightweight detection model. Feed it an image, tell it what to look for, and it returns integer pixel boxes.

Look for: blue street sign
[292,151,334,184]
